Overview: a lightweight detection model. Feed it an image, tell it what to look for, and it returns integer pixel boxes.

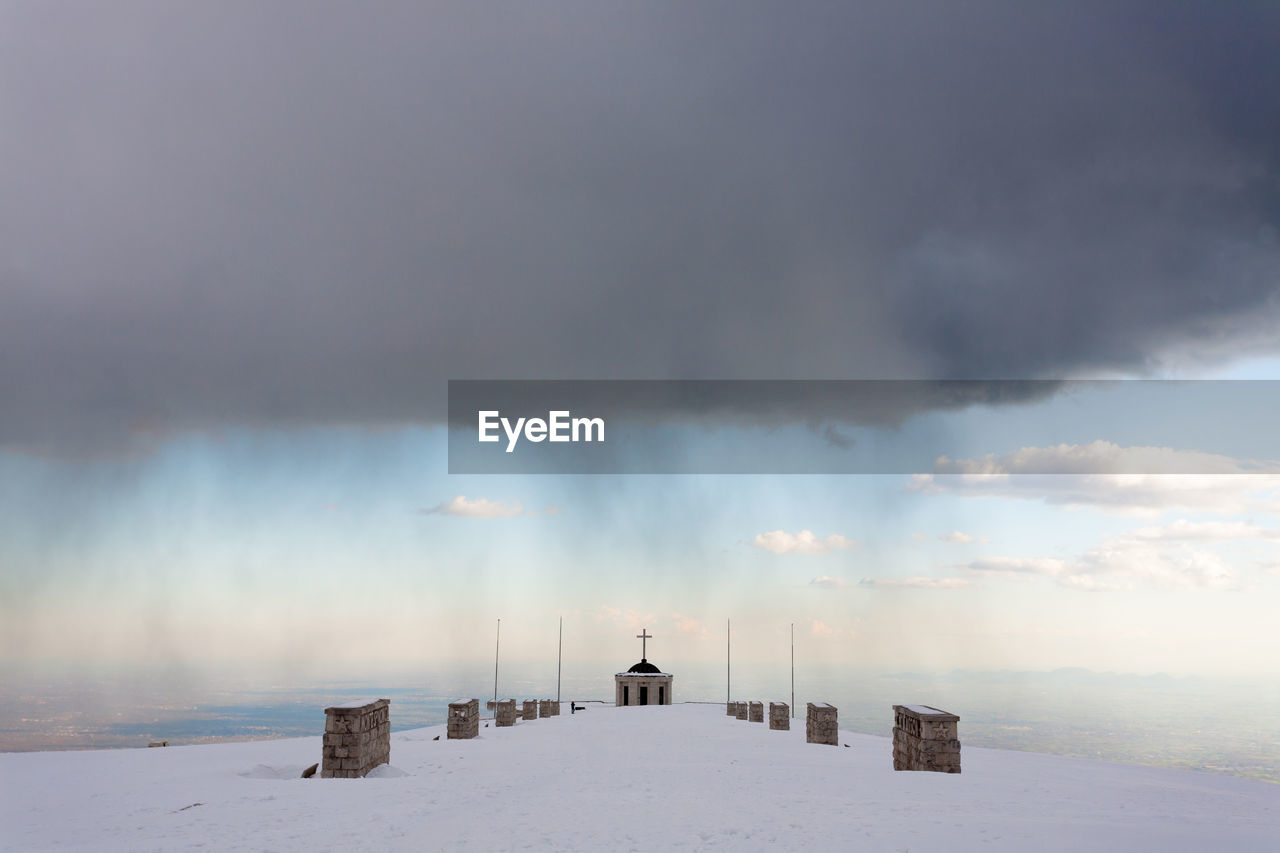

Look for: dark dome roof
[627,659,661,673]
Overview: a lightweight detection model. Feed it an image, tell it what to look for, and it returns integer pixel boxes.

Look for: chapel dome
[626,659,661,674]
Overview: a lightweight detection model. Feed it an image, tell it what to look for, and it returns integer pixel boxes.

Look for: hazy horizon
[5,661,1277,785]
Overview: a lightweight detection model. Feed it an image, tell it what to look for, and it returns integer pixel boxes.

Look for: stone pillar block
[892,705,961,773]
[734,701,748,720]
[769,702,790,730]
[321,698,391,778]
[748,701,764,722]
[521,700,537,721]
[806,702,838,746]
[447,698,479,740]
[494,699,517,727]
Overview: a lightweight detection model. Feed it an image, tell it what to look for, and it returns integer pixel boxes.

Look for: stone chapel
[614,628,674,706]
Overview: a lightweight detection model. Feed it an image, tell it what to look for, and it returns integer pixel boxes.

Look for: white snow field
[2,702,1277,851]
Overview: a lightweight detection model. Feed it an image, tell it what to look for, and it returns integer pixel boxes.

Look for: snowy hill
[2,703,1277,851]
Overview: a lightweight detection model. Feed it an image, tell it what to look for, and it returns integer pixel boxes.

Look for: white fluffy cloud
[594,606,656,630]
[423,496,530,518]
[933,440,1279,476]
[809,619,836,637]
[1078,541,1236,590]
[955,521,1261,591]
[858,576,973,589]
[938,530,990,544]
[913,442,1280,516]
[1127,519,1280,542]
[752,530,856,555]
[673,614,708,636]
[809,575,847,588]
[964,556,1070,577]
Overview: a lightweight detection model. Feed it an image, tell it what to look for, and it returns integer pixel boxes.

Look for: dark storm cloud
[446,379,1064,431]
[1,1,1278,454]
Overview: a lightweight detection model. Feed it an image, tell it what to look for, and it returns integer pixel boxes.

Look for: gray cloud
[2,1,1279,455]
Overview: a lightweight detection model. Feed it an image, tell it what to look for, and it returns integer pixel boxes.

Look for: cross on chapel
[636,628,652,661]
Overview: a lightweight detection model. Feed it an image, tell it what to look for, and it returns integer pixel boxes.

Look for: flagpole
[493,618,500,704]
[556,617,562,704]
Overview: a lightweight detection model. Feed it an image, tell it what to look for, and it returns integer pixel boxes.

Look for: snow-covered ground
[2,702,1277,851]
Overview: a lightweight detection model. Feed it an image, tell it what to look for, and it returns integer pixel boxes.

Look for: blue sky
[6,377,1280,682]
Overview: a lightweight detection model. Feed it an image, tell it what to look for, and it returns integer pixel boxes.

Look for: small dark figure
[301,763,318,778]
[432,735,440,741]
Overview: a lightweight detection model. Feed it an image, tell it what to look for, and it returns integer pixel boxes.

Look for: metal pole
[726,618,731,703]
[556,617,562,704]
[791,622,795,718]
[493,618,500,704]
